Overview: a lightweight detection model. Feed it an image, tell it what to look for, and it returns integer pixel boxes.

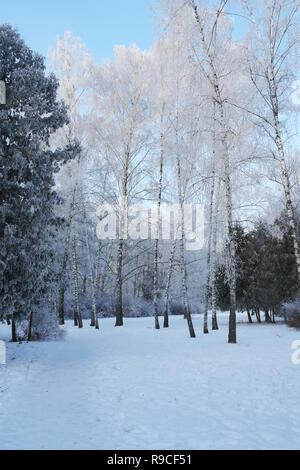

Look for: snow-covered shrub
[282,298,300,329]
[122,295,158,318]
[64,290,163,319]
[14,320,30,342]
[31,304,64,340]
[96,292,116,318]
[63,287,204,320]
[13,304,63,342]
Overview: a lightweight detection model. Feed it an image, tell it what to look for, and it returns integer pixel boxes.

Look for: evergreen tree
[0,25,79,340]
[215,220,298,322]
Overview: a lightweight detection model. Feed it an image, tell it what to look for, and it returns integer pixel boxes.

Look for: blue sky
[1,0,157,63]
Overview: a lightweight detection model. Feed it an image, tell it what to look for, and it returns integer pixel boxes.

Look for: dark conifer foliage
[0,25,79,339]
[216,219,298,321]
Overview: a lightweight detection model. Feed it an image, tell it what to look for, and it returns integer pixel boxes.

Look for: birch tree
[50,31,94,328]
[240,0,300,279]
[186,0,238,343]
[93,45,152,327]
[166,24,201,338]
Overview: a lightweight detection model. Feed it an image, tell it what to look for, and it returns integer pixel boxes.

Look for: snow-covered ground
[0,314,300,450]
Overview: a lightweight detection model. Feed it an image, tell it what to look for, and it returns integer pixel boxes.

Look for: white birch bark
[203,166,215,335]
[115,149,130,327]
[94,240,102,294]
[175,103,196,339]
[81,193,99,330]
[210,175,221,331]
[71,199,82,329]
[190,0,237,343]
[58,228,71,326]
[153,105,165,330]
[268,3,300,280]
[163,239,177,328]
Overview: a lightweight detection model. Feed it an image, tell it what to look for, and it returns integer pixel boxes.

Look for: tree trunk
[133,255,139,298]
[58,238,70,326]
[82,196,98,330]
[270,8,300,279]
[28,312,33,342]
[115,237,124,327]
[175,97,196,339]
[274,118,300,280]
[244,0,300,281]
[204,104,219,334]
[203,160,217,335]
[11,319,17,343]
[179,233,196,338]
[255,308,262,323]
[82,276,87,294]
[191,0,236,343]
[210,177,221,331]
[153,105,165,331]
[71,231,82,328]
[115,147,130,327]
[203,268,211,334]
[70,188,82,328]
[265,310,272,323]
[163,239,177,328]
[94,171,108,295]
[153,237,161,330]
[222,126,236,344]
[58,286,65,326]
[94,240,102,294]
[247,309,253,324]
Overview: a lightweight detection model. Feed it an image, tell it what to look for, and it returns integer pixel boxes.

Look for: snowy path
[0,315,300,450]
